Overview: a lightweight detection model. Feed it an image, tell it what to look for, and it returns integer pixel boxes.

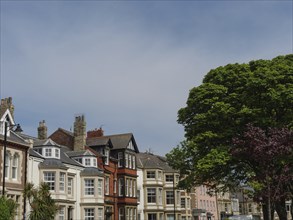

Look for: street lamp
[2,121,22,196]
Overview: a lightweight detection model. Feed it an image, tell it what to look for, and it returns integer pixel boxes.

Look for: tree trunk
[262,200,275,220]
[262,203,269,220]
[275,199,287,220]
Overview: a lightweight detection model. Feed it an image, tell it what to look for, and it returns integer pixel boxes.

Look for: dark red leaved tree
[232,124,293,220]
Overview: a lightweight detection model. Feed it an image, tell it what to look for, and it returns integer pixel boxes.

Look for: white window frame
[158,188,163,205]
[132,155,136,169]
[97,178,103,196]
[126,179,129,196]
[119,178,123,196]
[147,171,156,179]
[97,208,103,220]
[165,174,174,182]
[68,177,73,196]
[128,154,132,169]
[85,158,91,166]
[84,208,95,220]
[119,207,124,220]
[166,191,174,205]
[147,188,156,204]
[45,148,52,157]
[118,152,123,167]
[129,179,132,197]
[59,206,65,220]
[44,172,55,191]
[125,153,128,168]
[5,152,10,179]
[104,148,109,165]
[59,172,65,192]
[12,154,18,180]
[84,179,95,196]
[55,148,60,158]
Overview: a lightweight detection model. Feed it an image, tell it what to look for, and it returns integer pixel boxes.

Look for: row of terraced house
[0,97,291,220]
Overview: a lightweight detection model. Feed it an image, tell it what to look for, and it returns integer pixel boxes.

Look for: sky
[0,1,292,156]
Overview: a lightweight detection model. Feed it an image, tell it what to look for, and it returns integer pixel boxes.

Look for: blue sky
[1,1,292,156]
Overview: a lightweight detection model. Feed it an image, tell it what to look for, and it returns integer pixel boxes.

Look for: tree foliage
[166,54,293,193]
[23,182,59,220]
[232,124,293,199]
[0,196,18,220]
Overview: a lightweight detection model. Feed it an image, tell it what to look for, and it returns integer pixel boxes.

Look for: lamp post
[2,122,22,196]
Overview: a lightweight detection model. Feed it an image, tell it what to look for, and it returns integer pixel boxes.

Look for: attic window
[43,147,61,159]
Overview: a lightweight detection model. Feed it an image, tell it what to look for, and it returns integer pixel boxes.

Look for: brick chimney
[38,120,47,140]
[0,97,14,119]
[87,127,104,138]
[73,115,86,151]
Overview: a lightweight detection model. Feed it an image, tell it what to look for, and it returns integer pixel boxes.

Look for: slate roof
[0,131,31,148]
[29,148,43,158]
[87,133,139,152]
[39,158,68,170]
[86,137,112,147]
[28,137,83,167]
[136,152,177,172]
[81,167,103,176]
[66,150,94,157]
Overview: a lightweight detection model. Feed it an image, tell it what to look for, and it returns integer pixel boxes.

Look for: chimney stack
[73,114,86,151]
[38,120,47,140]
[87,127,104,138]
[0,97,15,119]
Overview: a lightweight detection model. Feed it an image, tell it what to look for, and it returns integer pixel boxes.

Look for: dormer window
[41,147,61,159]
[45,148,52,157]
[74,157,97,167]
[55,149,60,158]
[85,158,91,166]
[75,158,82,164]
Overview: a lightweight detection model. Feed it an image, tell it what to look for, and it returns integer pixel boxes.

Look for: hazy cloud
[1,1,292,155]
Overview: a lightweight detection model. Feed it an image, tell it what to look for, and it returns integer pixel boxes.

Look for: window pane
[147,171,156,179]
[147,188,156,203]
[59,173,65,192]
[85,179,94,195]
[44,172,55,191]
[85,208,94,220]
[166,191,174,204]
[97,179,103,196]
[68,177,73,195]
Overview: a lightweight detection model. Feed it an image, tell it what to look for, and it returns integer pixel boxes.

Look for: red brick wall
[50,129,74,149]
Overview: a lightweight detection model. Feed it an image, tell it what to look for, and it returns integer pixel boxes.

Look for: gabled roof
[136,152,177,172]
[88,133,139,152]
[86,137,113,148]
[66,149,95,158]
[33,138,61,148]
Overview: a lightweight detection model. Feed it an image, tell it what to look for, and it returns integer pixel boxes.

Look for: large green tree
[166,54,293,217]
[23,182,58,220]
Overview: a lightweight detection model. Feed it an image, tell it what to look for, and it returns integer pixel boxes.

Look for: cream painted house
[137,152,192,220]
[24,136,104,220]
